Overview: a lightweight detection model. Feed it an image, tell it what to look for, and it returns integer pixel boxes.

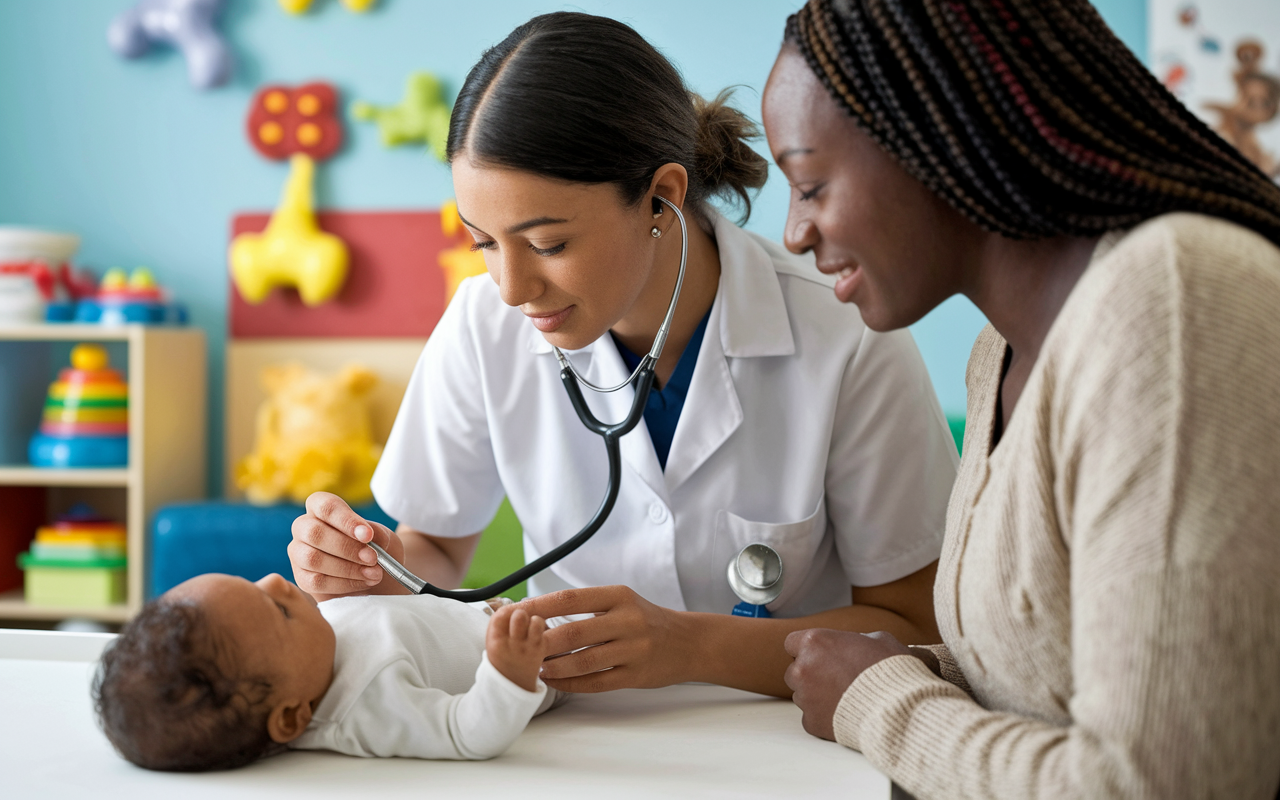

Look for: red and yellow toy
[246,82,344,162]
[234,82,350,305]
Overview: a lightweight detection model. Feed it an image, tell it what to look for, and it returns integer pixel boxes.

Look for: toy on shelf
[280,0,376,14]
[0,228,81,325]
[18,505,127,608]
[235,363,382,505]
[230,155,350,305]
[28,344,130,469]
[107,0,232,90]
[438,199,488,303]
[352,71,452,161]
[246,82,344,162]
[53,267,189,325]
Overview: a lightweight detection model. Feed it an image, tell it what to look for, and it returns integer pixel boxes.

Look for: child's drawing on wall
[1204,41,1280,177]
[1152,1,1280,183]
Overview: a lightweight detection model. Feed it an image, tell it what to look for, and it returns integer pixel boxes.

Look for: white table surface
[0,629,890,799]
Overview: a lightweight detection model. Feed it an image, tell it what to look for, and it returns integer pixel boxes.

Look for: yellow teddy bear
[235,363,382,506]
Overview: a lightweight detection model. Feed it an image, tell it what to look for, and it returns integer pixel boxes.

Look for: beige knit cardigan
[832,213,1280,799]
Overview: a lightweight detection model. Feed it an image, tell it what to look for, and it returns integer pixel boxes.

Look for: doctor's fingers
[292,565,382,598]
[287,539,383,586]
[540,656,635,694]
[291,514,385,567]
[518,585,636,620]
[303,492,393,545]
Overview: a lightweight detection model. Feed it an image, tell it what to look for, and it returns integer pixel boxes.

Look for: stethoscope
[369,195,784,614]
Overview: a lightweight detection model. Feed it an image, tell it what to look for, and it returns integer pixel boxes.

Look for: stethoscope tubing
[371,196,688,601]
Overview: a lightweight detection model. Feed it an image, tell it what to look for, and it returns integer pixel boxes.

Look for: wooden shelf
[0,466,132,487]
[0,326,206,625]
[0,590,130,623]
[0,323,136,342]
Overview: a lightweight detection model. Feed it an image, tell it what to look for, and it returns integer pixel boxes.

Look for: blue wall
[0,0,1147,495]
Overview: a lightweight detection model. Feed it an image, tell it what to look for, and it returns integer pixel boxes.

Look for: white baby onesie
[289,594,558,760]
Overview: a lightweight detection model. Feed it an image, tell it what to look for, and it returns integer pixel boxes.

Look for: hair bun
[692,89,770,222]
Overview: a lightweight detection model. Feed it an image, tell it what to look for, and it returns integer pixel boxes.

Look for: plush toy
[352,72,452,161]
[107,0,232,90]
[235,363,383,506]
[229,154,349,305]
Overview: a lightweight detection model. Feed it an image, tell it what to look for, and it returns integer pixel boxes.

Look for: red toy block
[229,210,458,338]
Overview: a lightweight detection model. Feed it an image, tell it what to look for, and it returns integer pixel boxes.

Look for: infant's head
[93,573,335,771]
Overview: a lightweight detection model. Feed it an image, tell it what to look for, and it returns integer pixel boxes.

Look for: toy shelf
[0,324,207,625]
[0,589,131,623]
[0,467,131,487]
[0,323,132,342]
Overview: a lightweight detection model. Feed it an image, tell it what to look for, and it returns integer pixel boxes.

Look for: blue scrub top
[611,310,711,470]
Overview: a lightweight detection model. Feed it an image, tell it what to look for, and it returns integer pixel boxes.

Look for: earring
[650,226,663,238]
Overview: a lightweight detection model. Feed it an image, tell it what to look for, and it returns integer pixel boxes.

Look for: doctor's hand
[783,629,923,741]
[519,586,692,693]
[288,492,404,601]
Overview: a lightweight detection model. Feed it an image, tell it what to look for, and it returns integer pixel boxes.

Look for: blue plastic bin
[149,501,396,598]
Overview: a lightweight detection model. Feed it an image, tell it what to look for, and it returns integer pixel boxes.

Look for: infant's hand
[486,604,546,693]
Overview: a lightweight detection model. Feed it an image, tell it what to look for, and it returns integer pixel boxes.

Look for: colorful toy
[18,506,127,607]
[235,363,383,505]
[246,82,344,162]
[352,72,452,161]
[28,344,130,468]
[58,267,188,325]
[279,0,376,14]
[437,199,488,302]
[107,0,232,90]
[229,154,350,305]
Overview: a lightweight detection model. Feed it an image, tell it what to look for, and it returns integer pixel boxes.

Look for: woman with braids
[290,12,960,699]
[769,0,1280,797]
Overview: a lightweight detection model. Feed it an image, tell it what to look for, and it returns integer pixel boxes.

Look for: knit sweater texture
[833,213,1280,799]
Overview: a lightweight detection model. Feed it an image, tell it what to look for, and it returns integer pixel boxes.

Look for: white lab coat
[372,211,958,617]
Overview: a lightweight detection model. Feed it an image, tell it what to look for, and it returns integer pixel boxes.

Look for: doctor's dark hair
[447,11,769,222]
[92,597,278,771]
[785,0,1280,245]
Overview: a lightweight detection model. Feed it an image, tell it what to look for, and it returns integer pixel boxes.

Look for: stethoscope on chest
[369,196,784,617]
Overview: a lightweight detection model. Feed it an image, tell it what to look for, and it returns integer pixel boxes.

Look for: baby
[92,572,559,771]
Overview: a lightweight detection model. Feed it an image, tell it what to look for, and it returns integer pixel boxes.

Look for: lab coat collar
[523,209,796,360]
[521,210,795,494]
[709,211,795,359]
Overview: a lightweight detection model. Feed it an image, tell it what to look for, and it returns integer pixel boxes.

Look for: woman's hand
[518,586,692,693]
[288,492,405,601]
[783,629,925,740]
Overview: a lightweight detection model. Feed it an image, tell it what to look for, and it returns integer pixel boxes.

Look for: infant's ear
[266,699,314,744]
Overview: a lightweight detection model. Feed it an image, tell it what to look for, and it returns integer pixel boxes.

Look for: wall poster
[1151,0,1280,179]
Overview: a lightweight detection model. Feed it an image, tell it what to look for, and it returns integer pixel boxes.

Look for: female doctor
[288,11,958,698]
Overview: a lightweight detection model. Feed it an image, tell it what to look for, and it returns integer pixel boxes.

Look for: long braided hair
[785,0,1280,246]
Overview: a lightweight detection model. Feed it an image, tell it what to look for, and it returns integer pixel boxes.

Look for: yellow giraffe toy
[229,154,349,306]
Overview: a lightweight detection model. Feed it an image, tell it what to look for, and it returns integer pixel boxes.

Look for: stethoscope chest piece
[727,543,783,617]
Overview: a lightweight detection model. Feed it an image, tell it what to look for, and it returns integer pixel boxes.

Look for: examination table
[1,629,891,798]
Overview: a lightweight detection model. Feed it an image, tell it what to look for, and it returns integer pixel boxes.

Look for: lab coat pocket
[713,497,827,614]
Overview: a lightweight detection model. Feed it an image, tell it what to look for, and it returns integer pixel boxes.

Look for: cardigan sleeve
[909,644,972,698]
[833,217,1280,799]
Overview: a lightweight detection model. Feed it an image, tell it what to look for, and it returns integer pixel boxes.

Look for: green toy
[351,72,452,161]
